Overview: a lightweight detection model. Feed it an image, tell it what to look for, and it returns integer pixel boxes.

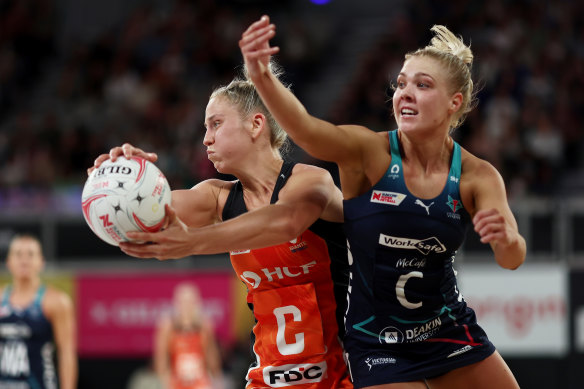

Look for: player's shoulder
[291,163,329,176]
[288,163,338,189]
[460,147,505,197]
[189,178,237,193]
[460,147,501,179]
[155,314,174,332]
[178,178,237,209]
[42,286,73,314]
[291,163,338,181]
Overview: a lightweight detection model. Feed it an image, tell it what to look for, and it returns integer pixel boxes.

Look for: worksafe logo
[379,235,446,255]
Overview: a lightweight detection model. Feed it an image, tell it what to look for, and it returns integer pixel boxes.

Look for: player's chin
[213,162,233,175]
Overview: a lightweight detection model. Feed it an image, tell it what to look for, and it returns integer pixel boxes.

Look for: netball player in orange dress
[91,67,352,388]
[154,283,222,389]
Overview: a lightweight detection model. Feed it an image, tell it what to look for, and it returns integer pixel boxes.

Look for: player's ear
[250,113,266,141]
[448,92,463,114]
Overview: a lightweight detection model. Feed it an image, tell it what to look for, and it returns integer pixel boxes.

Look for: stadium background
[0,0,583,387]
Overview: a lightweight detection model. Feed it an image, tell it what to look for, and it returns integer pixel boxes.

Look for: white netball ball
[81,157,171,246]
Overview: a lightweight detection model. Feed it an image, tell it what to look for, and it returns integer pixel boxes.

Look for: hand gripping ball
[81,157,171,246]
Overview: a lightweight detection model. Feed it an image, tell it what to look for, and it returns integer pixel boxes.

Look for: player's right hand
[120,204,192,260]
[239,15,279,81]
[87,143,158,176]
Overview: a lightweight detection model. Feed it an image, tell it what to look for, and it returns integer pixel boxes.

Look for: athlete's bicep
[171,179,229,227]
[471,163,518,228]
[45,292,76,356]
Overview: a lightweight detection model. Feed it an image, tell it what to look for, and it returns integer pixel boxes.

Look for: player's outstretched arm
[119,165,342,260]
[240,16,373,167]
[45,289,77,389]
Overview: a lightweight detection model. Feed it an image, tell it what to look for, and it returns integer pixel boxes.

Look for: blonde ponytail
[210,60,288,151]
[406,25,476,130]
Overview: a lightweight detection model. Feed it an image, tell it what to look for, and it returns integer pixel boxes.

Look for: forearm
[191,203,302,255]
[58,349,77,389]
[492,233,526,270]
[206,343,222,378]
[154,356,171,387]
[252,70,345,162]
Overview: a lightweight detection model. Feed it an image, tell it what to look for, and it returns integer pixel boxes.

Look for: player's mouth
[400,107,418,117]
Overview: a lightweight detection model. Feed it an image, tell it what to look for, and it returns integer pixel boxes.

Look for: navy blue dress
[0,286,58,389]
[343,130,495,387]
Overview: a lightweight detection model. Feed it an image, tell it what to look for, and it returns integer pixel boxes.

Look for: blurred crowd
[0,0,582,212]
[330,0,584,199]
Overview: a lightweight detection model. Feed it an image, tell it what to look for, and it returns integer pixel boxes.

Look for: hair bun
[429,25,473,66]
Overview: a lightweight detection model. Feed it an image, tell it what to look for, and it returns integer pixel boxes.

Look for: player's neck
[11,277,41,295]
[176,314,200,329]
[399,130,453,171]
[238,154,284,209]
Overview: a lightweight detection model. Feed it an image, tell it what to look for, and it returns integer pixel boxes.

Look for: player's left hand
[119,205,193,260]
[473,208,514,246]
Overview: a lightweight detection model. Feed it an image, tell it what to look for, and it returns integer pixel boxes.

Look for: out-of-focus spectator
[153,283,223,389]
[332,0,583,199]
[0,0,582,211]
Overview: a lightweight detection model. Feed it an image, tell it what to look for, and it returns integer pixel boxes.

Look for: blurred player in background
[89,66,351,388]
[238,16,525,389]
[0,234,77,389]
[154,282,223,389]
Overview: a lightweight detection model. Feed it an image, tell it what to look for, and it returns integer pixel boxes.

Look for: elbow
[497,244,526,270]
[494,235,526,270]
[500,256,525,270]
[273,206,310,242]
[277,216,306,242]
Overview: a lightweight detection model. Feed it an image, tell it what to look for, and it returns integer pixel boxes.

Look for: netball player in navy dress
[240,17,525,389]
[0,235,77,389]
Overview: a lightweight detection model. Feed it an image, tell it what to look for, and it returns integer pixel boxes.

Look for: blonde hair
[406,25,476,130]
[210,62,288,151]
